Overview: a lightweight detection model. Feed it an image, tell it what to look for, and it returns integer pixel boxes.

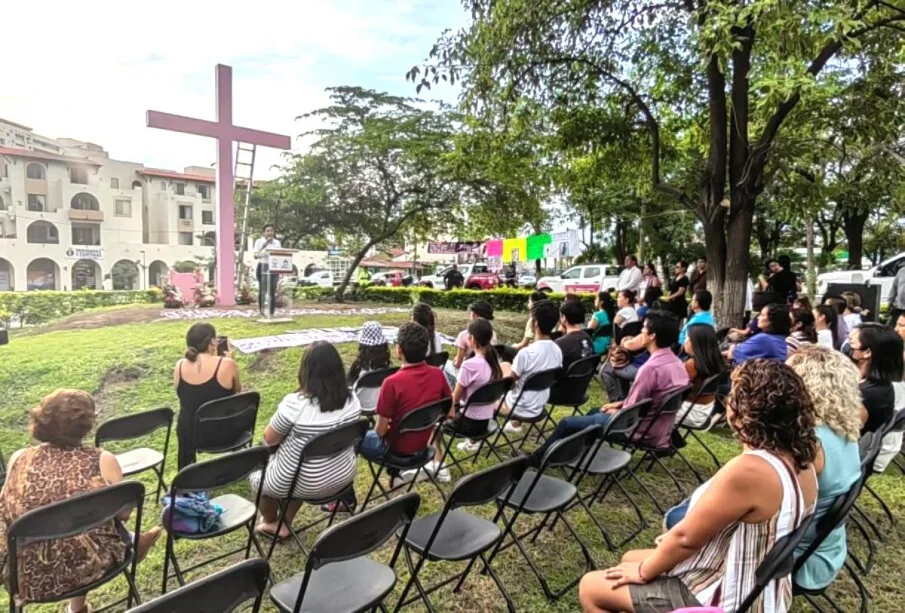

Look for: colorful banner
[485,239,503,257]
[544,230,580,258]
[526,234,552,260]
[427,241,484,255]
[502,237,527,263]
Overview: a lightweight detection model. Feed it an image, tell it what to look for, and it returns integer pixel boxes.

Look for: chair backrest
[448,456,529,510]
[541,424,602,469]
[425,352,449,368]
[630,385,692,448]
[307,492,420,570]
[793,478,863,574]
[859,430,884,476]
[603,400,649,439]
[676,374,725,427]
[171,446,270,493]
[462,378,513,414]
[301,419,369,463]
[590,322,612,342]
[716,327,732,344]
[884,408,905,435]
[95,407,175,446]
[616,321,643,343]
[7,481,145,603]
[737,514,815,612]
[395,397,451,436]
[522,367,562,392]
[195,391,260,453]
[550,354,600,405]
[355,366,401,391]
[127,559,270,613]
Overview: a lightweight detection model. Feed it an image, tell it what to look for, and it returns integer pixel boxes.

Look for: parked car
[298,270,334,287]
[536,264,620,294]
[817,252,905,301]
[518,274,537,288]
[372,270,413,287]
[419,263,500,290]
[420,265,456,288]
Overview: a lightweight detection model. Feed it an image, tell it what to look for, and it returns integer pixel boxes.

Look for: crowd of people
[2,253,905,613]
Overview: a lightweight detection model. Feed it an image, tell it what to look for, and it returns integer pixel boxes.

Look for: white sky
[1,0,464,178]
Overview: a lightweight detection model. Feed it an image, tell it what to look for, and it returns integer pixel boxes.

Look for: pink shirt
[457,355,497,420]
[625,348,690,449]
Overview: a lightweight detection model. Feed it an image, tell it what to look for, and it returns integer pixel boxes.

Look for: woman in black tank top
[174,324,238,469]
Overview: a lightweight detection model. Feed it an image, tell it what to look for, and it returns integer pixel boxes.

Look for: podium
[258,248,297,323]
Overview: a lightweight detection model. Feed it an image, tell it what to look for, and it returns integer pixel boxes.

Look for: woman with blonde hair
[787,345,862,591]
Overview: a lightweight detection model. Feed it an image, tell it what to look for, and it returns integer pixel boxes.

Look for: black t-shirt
[860,378,895,435]
[555,330,594,373]
[769,269,797,298]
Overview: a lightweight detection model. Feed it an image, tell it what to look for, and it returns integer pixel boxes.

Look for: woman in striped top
[252,342,362,540]
[579,359,818,613]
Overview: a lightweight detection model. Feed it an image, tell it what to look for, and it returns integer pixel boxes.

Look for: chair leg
[845,559,870,613]
[673,447,706,485]
[625,456,668,515]
[689,430,722,471]
[123,568,142,607]
[853,502,885,542]
[161,536,173,594]
[479,552,517,613]
[360,462,387,512]
[394,546,435,613]
[863,481,896,526]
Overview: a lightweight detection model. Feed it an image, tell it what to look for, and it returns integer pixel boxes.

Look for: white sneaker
[504,422,523,434]
[457,439,481,452]
[402,460,450,483]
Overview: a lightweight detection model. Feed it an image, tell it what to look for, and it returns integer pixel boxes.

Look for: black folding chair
[487,425,600,601]
[562,401,648,550]
[549,353,601,418]
[435,378,513,477]
[264,419,370,560]
[425,352,449,368]
[614,321,642,345]
[860,408,905,528]
[95,407,174,502]
[589,323,612,355]
[486,368,561,457]
[360,398,450,510]
[128,559,270,613]
[354,367,400,417]
[194,391,260,458]
[6,481,145,612]
[849,430,885,574]
[793,480,869,613]
[396,457,529,613]
[735,514,815,613]
[161,447,270,593]
[672,373,728,482]
[269,493,421,613]
[716,326,731,344]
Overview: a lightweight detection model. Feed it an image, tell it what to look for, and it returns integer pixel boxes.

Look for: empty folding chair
[487,368,561,457]
[264,419,370,559]
[672,373,727,482]
[128,559,270,613]
[425,351,449,368]
[95,407,174,502]
[548,353,601,418]
[161,447,270,593]
[6,481,146,611]
[354,366,400,418]
[269,493,421,613]
[194,391,260,459]
[360,398,450,510]
[435,377,513,476]
[395,457,529,612]
[486,425,601,601]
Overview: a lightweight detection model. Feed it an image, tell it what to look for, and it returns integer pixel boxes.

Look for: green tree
[412,0,905,324]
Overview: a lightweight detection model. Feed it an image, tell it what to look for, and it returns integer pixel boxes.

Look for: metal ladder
[234,143,257,288]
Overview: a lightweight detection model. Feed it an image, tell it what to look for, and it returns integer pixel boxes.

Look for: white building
[0,118,328,292]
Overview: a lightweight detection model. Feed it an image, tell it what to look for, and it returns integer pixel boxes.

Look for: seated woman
[348,321,392,413]
[726,303,790,364]
[813,304,838,349]
[587,291,615,355]
[675,324,727,429]
[412,302,443,357]
[614,290,640,329]
[253,342,362,527]
[445,300,498,385]
[579,359,818,613]
[787,345,862,591]
[0,390,160,613]
[173,323,241,469]
[848,323,903,434]
[786,308,817,353]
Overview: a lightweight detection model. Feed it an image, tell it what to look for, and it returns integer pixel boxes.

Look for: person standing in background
[614,255,643,294]
[888,264,905,326]
[688,257,707,294]
[254,224,281,316]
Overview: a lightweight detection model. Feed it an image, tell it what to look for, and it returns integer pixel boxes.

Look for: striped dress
[249,392,361,500]
[668,450,812,613]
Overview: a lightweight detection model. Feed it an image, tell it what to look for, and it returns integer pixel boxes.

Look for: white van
[536,264,620,294]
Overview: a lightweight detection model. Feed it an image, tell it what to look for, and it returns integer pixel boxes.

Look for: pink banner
[486,239,503,257]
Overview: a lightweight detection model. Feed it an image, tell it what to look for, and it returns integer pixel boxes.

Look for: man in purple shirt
[529,310,689,463]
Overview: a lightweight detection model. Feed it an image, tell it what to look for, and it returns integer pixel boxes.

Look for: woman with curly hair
[579,359,818,613]
[786,345,862,591]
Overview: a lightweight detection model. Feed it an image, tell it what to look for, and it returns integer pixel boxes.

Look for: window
[198,184,210,200]
[178,205,193,220]
[115,200,131,217]
[178,232,193,246]
[202,210,214,225]
[70,167,88,184]
[72,224,100,246]
[27,194,45,212]
[160,181,167,190]
[71,193,99,210]
[583,266,601,278]
[26,163,45,180]
[561,267,581,280]
[175,182,185,195]
[473,264,488,273]
[26,221,59,244]
[110,177,120,189]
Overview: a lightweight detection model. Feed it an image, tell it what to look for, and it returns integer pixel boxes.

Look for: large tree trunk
[843,210,868,270]
[335,245,375,302]
[722,201,755,328]
[613,217,629,263]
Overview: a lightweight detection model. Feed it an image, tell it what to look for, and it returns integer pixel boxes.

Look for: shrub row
[294,285,597,314]
[0,289,163,327]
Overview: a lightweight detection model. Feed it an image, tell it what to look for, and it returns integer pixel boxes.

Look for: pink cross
[147,64,291,306]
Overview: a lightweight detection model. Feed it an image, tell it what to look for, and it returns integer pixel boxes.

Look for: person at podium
[254,224,281,315]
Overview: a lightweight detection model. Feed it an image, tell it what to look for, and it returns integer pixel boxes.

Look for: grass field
[1,304,903,612]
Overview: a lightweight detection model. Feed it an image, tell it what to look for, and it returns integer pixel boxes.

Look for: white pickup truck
[536,264,621,294]
[817,252,905,302]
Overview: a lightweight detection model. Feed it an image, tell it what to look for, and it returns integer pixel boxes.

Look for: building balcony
[69,209,104,222]
[177,218,194,231]
[25,178,48,196]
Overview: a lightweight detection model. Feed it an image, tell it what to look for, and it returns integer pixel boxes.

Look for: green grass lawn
[0,304,903,612]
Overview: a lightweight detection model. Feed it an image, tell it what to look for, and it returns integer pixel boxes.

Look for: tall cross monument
[147,64,291,306]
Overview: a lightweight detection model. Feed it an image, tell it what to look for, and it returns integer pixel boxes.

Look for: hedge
[0,289,163,327]
[294,285,597,314]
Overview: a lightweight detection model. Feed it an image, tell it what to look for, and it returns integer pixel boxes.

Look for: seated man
[679,289,716,345]
[357,321,452,483]
[531,310,690,462]
[556,300,594,373]
[501,300,563,433]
